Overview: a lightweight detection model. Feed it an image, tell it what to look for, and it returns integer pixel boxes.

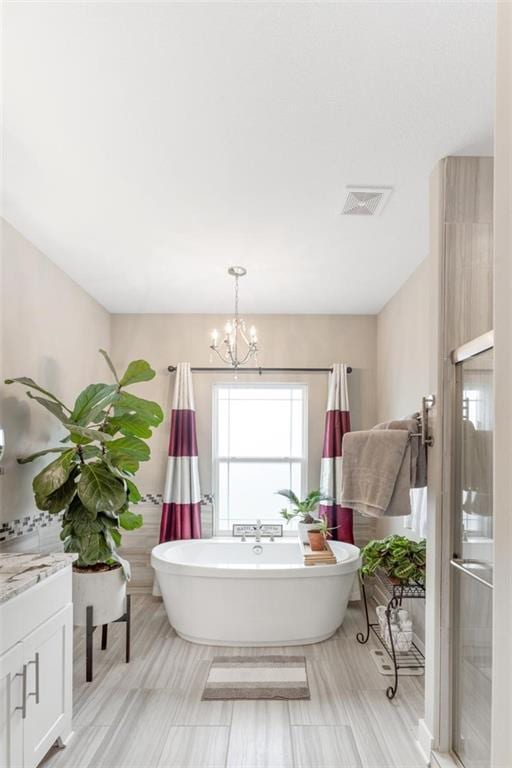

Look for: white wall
[0,220,111,524]
[111,313,378,499]
[375,256,430,652]
[376,256,430,540]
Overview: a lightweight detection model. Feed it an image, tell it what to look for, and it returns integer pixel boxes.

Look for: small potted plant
[277,488,332,543]
[5,350,164,626]
[360,535,426,585]
[307,514,334,552]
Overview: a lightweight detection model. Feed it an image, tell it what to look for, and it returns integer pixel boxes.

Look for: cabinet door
[0,643,24,768]
[22,604,73,768]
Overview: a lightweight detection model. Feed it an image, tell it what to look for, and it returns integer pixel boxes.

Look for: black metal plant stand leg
[86,606,94,683]
[356,574,371,644]
[85,595,132,682]
[356,573,425,700]
[385,595,400,700]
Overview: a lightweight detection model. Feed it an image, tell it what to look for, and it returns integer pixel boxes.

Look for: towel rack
[420,394,435,447]
[409,395,435,447]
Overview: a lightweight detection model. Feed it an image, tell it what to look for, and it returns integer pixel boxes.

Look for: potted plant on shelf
[277,488,332,543]
[360,535,426,585]
[5,349,164,626]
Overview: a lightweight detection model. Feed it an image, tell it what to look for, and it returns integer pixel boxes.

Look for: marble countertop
[0,552,76,605]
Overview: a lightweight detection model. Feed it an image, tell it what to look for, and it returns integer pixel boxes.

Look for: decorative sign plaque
[232,524,283,538]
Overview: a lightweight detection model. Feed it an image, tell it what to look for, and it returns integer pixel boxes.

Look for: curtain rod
[167,365,352,374]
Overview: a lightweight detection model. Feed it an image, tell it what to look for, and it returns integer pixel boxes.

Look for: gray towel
[341,429,412,518]
[373,413,427,488]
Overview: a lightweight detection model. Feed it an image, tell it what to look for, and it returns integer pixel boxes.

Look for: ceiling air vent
[341,186,392,216]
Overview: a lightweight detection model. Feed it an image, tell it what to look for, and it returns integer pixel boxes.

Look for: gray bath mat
[202,655,310,700]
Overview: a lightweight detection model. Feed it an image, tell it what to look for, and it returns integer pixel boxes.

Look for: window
[212,383,307,534]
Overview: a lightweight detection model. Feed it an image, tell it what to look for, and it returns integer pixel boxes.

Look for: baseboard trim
[416,718,434,765]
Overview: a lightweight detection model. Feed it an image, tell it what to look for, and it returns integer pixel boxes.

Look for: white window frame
[212,381,308,536]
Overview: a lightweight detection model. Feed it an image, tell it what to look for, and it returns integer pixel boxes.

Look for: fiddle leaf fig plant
[361,535,426,585]
[5,350,164,578]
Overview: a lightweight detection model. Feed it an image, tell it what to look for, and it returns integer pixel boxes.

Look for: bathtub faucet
[254,519,263,542]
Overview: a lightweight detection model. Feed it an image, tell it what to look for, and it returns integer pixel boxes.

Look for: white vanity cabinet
[0,642,24,768]
[0,559,74,768]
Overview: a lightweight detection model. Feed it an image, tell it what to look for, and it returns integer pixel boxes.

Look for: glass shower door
[451,341,493,768]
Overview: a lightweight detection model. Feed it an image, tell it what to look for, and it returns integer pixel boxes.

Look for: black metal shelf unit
[356,572,425,700]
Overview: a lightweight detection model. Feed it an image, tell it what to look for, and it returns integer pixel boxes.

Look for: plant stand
[85,594,131,682]
[356,572,425,700]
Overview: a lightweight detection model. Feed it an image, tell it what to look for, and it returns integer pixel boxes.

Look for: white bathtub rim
[153,562,360,579]
[151,538,361,580]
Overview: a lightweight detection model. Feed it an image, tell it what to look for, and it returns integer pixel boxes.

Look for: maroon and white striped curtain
[319,363,354,544]
[159,363,202,541]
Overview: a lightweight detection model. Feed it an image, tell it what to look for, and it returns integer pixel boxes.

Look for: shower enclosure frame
[434,331,494,768]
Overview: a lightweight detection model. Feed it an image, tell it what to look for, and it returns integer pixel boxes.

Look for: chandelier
[210,266,259,368]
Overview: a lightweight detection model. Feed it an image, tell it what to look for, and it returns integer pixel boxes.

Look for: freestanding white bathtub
[151,538,361,646]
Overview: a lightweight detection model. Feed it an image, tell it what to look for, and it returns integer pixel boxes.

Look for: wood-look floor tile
[87,690,176,768]
[169,659,233,725]
[291,725,362,768]
[73,679,132,728]
[157,726,230,767]
[40,597,425,768]
[39,727,109,768]
[288,658,349,726]
[227,701,294,768]
[344,690,424,768]
[315,637,393,692]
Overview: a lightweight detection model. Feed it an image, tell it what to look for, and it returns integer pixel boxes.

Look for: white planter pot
[72,566,127,626]
[298,521,320,544]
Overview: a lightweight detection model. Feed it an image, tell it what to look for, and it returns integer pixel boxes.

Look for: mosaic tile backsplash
[0,511,63,544]
[0,494,214,544]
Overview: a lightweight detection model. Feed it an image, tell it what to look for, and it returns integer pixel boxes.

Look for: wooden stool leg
[86,606,94,682]
[101,624,108,650]
[125,594,131,663]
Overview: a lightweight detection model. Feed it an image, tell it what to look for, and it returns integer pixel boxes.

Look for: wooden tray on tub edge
[299,538,337,566]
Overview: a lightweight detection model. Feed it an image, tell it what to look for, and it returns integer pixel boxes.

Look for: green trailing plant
[277,488,332,525]
[5,350,164,578]
[360,535,426,584]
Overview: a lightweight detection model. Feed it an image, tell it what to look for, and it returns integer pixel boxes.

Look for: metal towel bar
[407,395,436,446]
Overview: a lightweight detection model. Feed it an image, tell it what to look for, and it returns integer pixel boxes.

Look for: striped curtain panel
[319,363,354,544]
[159,363,202,541]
